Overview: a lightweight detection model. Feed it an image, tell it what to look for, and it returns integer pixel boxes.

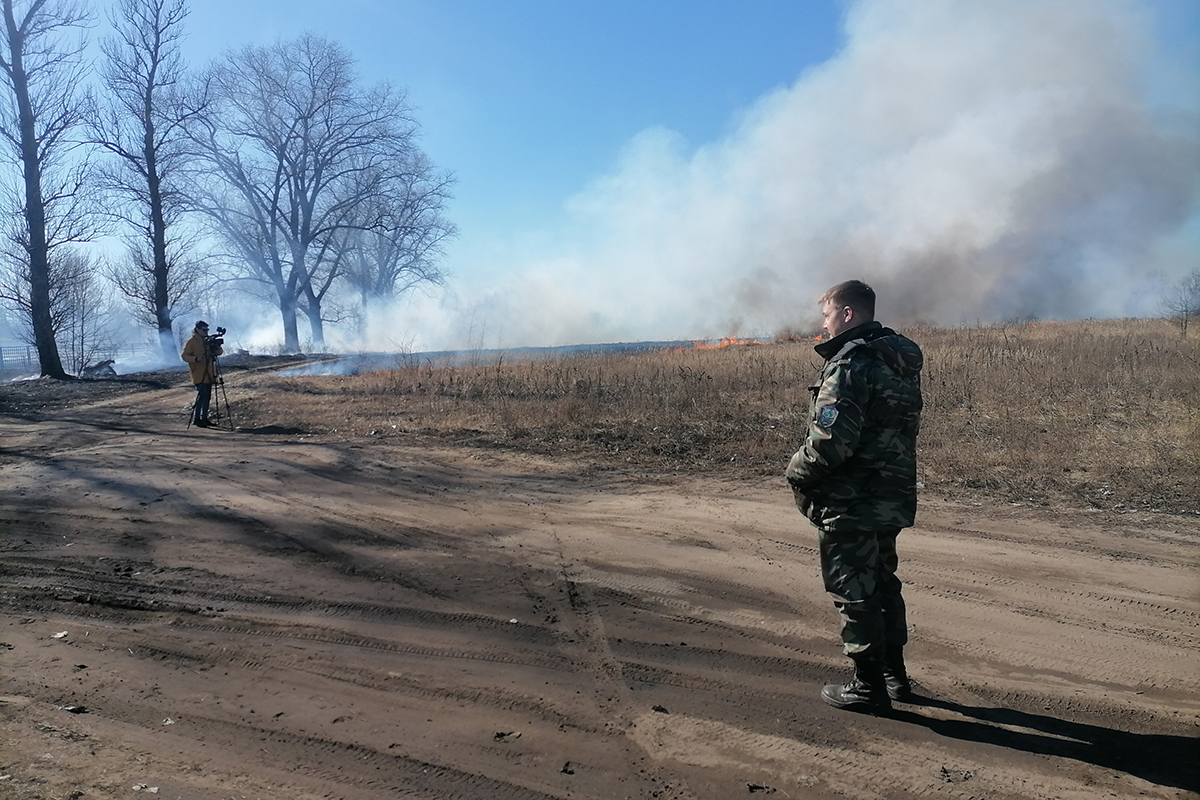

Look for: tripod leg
[217,379,232,429]
[212,379,223,428]
[210,356,231,430]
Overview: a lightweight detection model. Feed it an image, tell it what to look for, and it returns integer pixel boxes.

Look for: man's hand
[788,477,814,516]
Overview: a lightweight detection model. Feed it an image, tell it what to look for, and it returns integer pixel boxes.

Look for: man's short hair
[820,280,875,320]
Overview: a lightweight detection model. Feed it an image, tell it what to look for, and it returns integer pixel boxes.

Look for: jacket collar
[813,320,885,360]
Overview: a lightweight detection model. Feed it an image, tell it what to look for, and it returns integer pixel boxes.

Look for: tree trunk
[145,108,174,361]
[280,297,300,354]
[304,303,324,350]
[291,242,325,350]
[4,2,67,379]
[158,327,177,361]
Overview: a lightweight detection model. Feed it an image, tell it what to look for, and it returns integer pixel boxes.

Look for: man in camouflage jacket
[786,280,923,714]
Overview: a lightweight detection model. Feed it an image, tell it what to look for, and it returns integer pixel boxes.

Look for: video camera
[204,326,227,351]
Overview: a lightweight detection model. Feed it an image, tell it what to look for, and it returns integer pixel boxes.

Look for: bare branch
[185,34,452,352]
[0,0,96,377]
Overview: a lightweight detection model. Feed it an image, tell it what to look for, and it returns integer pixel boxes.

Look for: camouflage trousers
[818,528,907,658]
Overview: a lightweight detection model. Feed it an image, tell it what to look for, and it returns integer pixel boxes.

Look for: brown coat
[181,332,221,384]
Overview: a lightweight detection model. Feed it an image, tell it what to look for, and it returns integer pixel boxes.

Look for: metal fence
[0,345,36,370]
[0,342,162,373]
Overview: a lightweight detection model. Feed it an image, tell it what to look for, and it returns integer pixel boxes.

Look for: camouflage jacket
[786,321,923,533]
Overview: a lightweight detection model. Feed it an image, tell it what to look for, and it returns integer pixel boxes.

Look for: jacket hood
[814,321,923,378]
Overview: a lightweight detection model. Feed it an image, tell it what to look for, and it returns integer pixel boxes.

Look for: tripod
[188,346,232,431]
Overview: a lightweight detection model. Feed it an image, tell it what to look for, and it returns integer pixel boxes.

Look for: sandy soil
[0,380,1197,800]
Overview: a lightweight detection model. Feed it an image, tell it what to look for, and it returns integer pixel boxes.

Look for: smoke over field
[398,0,1198,350]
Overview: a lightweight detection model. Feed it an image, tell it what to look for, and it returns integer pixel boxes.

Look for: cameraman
[181,320,222,427]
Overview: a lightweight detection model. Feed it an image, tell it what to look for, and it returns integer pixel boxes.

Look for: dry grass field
[230,318,1200,514]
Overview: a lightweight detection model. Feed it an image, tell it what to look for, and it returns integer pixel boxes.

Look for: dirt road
[1,385,1197,799]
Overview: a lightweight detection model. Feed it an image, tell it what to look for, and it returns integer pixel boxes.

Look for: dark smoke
[380,0,1200,348]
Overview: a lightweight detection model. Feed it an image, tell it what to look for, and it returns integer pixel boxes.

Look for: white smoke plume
[388,0,1198,350]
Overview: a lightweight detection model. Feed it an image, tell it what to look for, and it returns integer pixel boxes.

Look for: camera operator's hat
[195,320,209,329]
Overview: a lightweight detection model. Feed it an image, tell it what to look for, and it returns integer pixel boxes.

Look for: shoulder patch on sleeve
[817,404,838,428]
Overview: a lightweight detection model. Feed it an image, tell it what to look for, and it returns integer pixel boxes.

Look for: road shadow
[232,425,309,435]
[893,694,1199,792]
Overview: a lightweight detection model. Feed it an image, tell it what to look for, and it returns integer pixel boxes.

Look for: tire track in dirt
[923,521,1193,567]
[612,640,827,683]
[538,528,704,800]
[625,704,1160,800]
[905,592,1200,694]
[7,684,567,800]
[523,508,1116,799]
[576,566,821,631]
[909,579,1200,634]
[168,619,574,672]
[898,554,1199,629]
[2,614,619,799]
[4,400,1198,799]
[892,549,1200,693]
[0,590,577,674]
[1,541,579,645]
[289,660,590,732]
[624,656,1195,798]
[572,574,840,680]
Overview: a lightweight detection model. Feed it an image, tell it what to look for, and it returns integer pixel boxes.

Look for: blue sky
[179,1,847,274]
[128,1,1200,348]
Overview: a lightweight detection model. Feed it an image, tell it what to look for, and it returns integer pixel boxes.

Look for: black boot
[821,654,891,714]
[883,647,912,702]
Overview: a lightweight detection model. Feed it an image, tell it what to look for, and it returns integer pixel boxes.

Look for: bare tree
[1160,268,1200,338]
[188,34,445,353]
[104,235,198,339]
[0,0,94,378]
[92,0,200,359]
[0,246,116,373]
[53,249,118,373]
[341,156,455,313]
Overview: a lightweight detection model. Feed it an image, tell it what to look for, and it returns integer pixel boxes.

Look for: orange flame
[693,336,764,350]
